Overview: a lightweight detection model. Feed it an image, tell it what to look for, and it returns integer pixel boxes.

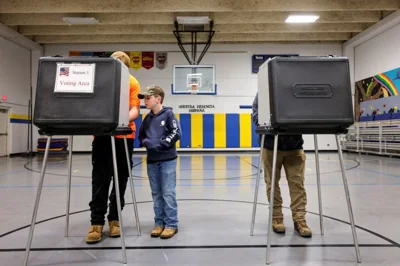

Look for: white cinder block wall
[0,37,31,154]
[354,23,400,82]
[4,12,399,155]
[44,42,342,151]
[344,11,400,109]
[1,39,346,154]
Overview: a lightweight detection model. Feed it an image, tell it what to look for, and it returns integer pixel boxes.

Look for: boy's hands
[160,137,171,148]
[142,138,162,150]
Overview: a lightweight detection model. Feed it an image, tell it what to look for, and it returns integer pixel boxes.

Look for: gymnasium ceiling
[0,0,399,44]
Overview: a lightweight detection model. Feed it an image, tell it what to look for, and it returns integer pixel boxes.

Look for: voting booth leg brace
[24,135,141,266]
[250,134,361,264]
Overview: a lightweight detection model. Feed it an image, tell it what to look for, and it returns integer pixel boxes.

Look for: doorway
[0,108,9,157]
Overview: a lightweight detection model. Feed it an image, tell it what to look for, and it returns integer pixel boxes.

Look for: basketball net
[190,84,198,94]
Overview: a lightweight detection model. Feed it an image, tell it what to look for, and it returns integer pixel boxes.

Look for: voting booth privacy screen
[258,56,354,134]
[33,57,130,135]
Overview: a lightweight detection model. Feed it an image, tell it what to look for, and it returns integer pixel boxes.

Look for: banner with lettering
[68,51,170,71]
[130,52,142,70]
[156,52,168,70]
[142,52,154,70]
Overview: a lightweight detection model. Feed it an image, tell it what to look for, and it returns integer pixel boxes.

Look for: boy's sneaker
[272,218,286,234]
[85,225,103,244]
[151,226,164,237]
[109,221,120,238]
[294,220,312,237]
[160,228,178,239]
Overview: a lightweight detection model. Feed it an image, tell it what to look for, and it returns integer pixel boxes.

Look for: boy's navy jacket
[138,107,181,162]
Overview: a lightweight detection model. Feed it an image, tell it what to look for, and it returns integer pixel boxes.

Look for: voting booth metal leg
[335,135,362,263]
[266,135,279,265]
[24,136,52,266]
[65,135,73,237]
[123,135,141,236]
[250,134,265,236]
[111,136,127,264]
[313,135,324,235]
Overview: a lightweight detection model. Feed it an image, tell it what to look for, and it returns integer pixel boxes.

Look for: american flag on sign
[60,67,69,76]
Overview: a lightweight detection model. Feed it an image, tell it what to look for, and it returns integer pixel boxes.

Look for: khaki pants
[262,148,307,222]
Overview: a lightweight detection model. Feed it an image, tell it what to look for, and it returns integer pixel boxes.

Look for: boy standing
[138,85,181,239]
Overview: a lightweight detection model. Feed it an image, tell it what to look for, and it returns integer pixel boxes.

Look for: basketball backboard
[172,65,216,95]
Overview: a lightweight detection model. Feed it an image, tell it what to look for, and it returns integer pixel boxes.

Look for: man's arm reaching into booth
[129,75,141,121]
[129,106,140,122]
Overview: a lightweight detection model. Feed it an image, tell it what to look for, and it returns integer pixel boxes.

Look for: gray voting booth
[251,56,361,264]
[24,57,141,266]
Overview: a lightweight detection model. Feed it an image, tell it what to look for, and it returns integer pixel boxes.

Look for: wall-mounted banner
[130,51,142,70]
[69,51,81,56]
[179,104,215,113]
[156,52,168,70]
[68,51,168,71]
[142,52,154,69]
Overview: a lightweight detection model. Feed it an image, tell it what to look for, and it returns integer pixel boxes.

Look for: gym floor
[0,151,399,265]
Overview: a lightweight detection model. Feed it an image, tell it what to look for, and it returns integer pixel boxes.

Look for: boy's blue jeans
[147,158,178,229]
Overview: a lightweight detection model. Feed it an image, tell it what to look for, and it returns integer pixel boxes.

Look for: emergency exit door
[0,109,8,156]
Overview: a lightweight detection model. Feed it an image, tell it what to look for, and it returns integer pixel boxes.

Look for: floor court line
[1,199,399,248]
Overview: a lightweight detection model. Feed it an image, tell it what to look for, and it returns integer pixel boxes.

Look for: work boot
[160,228,178,239]
[109,221,120,238]
[151,226,164,237]
[272,218,286,234]
[294,220,312,237]
[85,225,103,244]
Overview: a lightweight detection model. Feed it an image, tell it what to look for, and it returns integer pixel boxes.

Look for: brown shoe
[294,220,312,238]
[109,221,120,238]
[85,225,103,244]
[160,228,178,239]
[272,218,286,234]
[151,226,164,237]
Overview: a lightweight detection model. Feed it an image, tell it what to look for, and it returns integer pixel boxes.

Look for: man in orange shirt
[86,51,141,244]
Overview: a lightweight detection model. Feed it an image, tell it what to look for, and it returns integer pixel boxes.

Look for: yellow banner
[130,52,142,70]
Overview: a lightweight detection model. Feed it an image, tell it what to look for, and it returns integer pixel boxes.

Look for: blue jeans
[147,159,178,229]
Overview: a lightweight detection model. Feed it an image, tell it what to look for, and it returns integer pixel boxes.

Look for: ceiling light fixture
[63,17,99,25]
[176,16,210,24]
[285,15,319,23]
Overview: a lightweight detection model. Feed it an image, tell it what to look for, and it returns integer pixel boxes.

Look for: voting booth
[33,57,130,135]
[24,57,141,266]
[251,56,361,264]
[257,56,354,134]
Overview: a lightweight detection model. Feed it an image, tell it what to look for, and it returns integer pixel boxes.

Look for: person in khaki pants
[252,92,312,237]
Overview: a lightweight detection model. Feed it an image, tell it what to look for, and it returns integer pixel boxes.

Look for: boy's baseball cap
[138,85,164,99]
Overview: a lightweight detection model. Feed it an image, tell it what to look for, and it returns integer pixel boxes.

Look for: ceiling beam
[0,11,384,26]
[0,13,175,25]
[0,23,42,50]
[1,0,398,13]
[216,23,368,33]
[20,25,175,35]
[214,11,383,24]
[34,32,351,44]
[19,23,369,36]
[213,33,352,42]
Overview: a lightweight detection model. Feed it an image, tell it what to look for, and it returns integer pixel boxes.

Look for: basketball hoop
[190,84,198,94]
